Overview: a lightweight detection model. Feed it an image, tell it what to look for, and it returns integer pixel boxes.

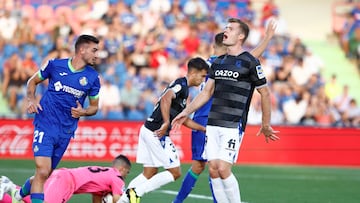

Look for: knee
[208,164,218,178]
[191,162,206,174]
[169,168,182,180]
[35,168,51,180]
[217,165,231,178]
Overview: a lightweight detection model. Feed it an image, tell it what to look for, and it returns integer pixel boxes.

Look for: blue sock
[19,178,31,197]
[208,176,217,203]
[173,169,199,203]
[30,193,44,203]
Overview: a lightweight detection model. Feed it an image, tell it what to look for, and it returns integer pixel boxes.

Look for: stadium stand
[0,0,358,127]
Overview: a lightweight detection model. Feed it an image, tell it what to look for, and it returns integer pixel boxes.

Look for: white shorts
[136,125,180,169]
[205,125,244,164]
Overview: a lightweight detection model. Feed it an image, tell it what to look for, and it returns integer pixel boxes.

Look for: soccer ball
[102,193,113,203]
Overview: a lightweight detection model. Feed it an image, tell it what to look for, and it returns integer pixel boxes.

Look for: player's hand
[256,125,280,143]
[71,100,84,118]
[26,97,42,114]
[171,112,188,130]
[154,122,169,138]
[265,18,277,39]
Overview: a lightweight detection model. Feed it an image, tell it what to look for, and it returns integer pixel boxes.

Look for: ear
[238,32,245,42]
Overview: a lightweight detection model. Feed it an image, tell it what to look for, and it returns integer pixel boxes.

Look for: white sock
[223,173,241,203]
[128,173,148,189]
[211,177,228,202]
[117,173,148,203]
[135,170,174,197]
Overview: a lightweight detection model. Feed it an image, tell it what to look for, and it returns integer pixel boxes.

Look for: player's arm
[171,79,215,128]
[183,118,206,132]
[85,97,99,116]
[154,89,175,137]
[112,194,121,203]
[26,71,44,113]
[92,194,103,203]
[256,85,279,142]
[250,19,276,58]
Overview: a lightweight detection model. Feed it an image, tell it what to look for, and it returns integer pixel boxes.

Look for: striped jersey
[145,77,189,134]
[208,52,267,130]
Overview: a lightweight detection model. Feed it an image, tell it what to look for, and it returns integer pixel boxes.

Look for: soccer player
[173,20,276,203]
[0,154,131,203]
[17,34,101,203]
[173,19,277,203]
[172,18,280,203]
[118,57,209,203]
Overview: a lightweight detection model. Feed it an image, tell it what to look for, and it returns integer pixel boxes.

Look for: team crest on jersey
[235,60,242,68]
[79,77,88,86]
[256,65,265,79]
[33,145,39,153]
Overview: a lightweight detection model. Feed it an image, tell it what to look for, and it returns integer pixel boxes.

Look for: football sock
[223,173,241,203]
[135,170,174,197]
[173,169,199,202]
[128,173,148,189]
[208,176,217,203]
[19,178,31,197]
[30,193,44,203]
[211,177,228,202]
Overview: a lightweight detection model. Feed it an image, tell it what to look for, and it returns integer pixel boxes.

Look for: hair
[228,18,249,43]
[214,32,224,48]
[112,154,131,168]
[74,34,99,52]
[187,57,209,72]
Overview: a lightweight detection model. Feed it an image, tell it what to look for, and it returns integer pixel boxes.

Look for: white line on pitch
[156,190,249,203]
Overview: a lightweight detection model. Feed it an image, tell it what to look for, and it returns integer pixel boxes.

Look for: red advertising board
[1,119,359,167]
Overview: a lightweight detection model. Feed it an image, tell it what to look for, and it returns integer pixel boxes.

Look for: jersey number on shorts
[33,130,44,143]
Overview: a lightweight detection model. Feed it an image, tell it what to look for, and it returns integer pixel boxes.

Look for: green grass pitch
[0,159,359,203]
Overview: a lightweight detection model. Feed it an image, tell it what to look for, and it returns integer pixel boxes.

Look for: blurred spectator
[346,99,360,126]
[0,10,18,41]
[325,74,342,101]
[290,57,313,87]
[333,85,353,113]
[1,53,24,112]
[183,0,208,24]
[283,91,310,124]
[120,78,142,119]
[98,76,123,119]
[261,0,278,26]
[314,99,335,127]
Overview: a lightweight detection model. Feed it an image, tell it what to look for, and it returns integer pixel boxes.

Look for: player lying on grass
[0,154,131,203]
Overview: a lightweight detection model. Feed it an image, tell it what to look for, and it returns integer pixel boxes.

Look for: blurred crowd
[0,0,359,127]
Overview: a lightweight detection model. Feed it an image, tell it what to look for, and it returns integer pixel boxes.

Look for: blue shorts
[32,124,72,169]
[191,116,208,161]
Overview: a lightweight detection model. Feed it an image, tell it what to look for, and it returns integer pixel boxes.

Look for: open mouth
[223,34,228,40]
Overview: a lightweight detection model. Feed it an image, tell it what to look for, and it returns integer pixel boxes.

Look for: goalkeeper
[0,154,131,203]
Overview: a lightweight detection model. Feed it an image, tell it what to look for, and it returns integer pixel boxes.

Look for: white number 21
[33,130,44,144]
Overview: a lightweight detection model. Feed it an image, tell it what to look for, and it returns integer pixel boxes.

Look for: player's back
[145,77,189,133]
[68,166,125,196]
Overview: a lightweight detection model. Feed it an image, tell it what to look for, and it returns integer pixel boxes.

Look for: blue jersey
[34,58,100,135]
[192,56,217,121]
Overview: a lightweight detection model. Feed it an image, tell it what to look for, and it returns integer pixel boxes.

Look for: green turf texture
[0,159,359,203]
